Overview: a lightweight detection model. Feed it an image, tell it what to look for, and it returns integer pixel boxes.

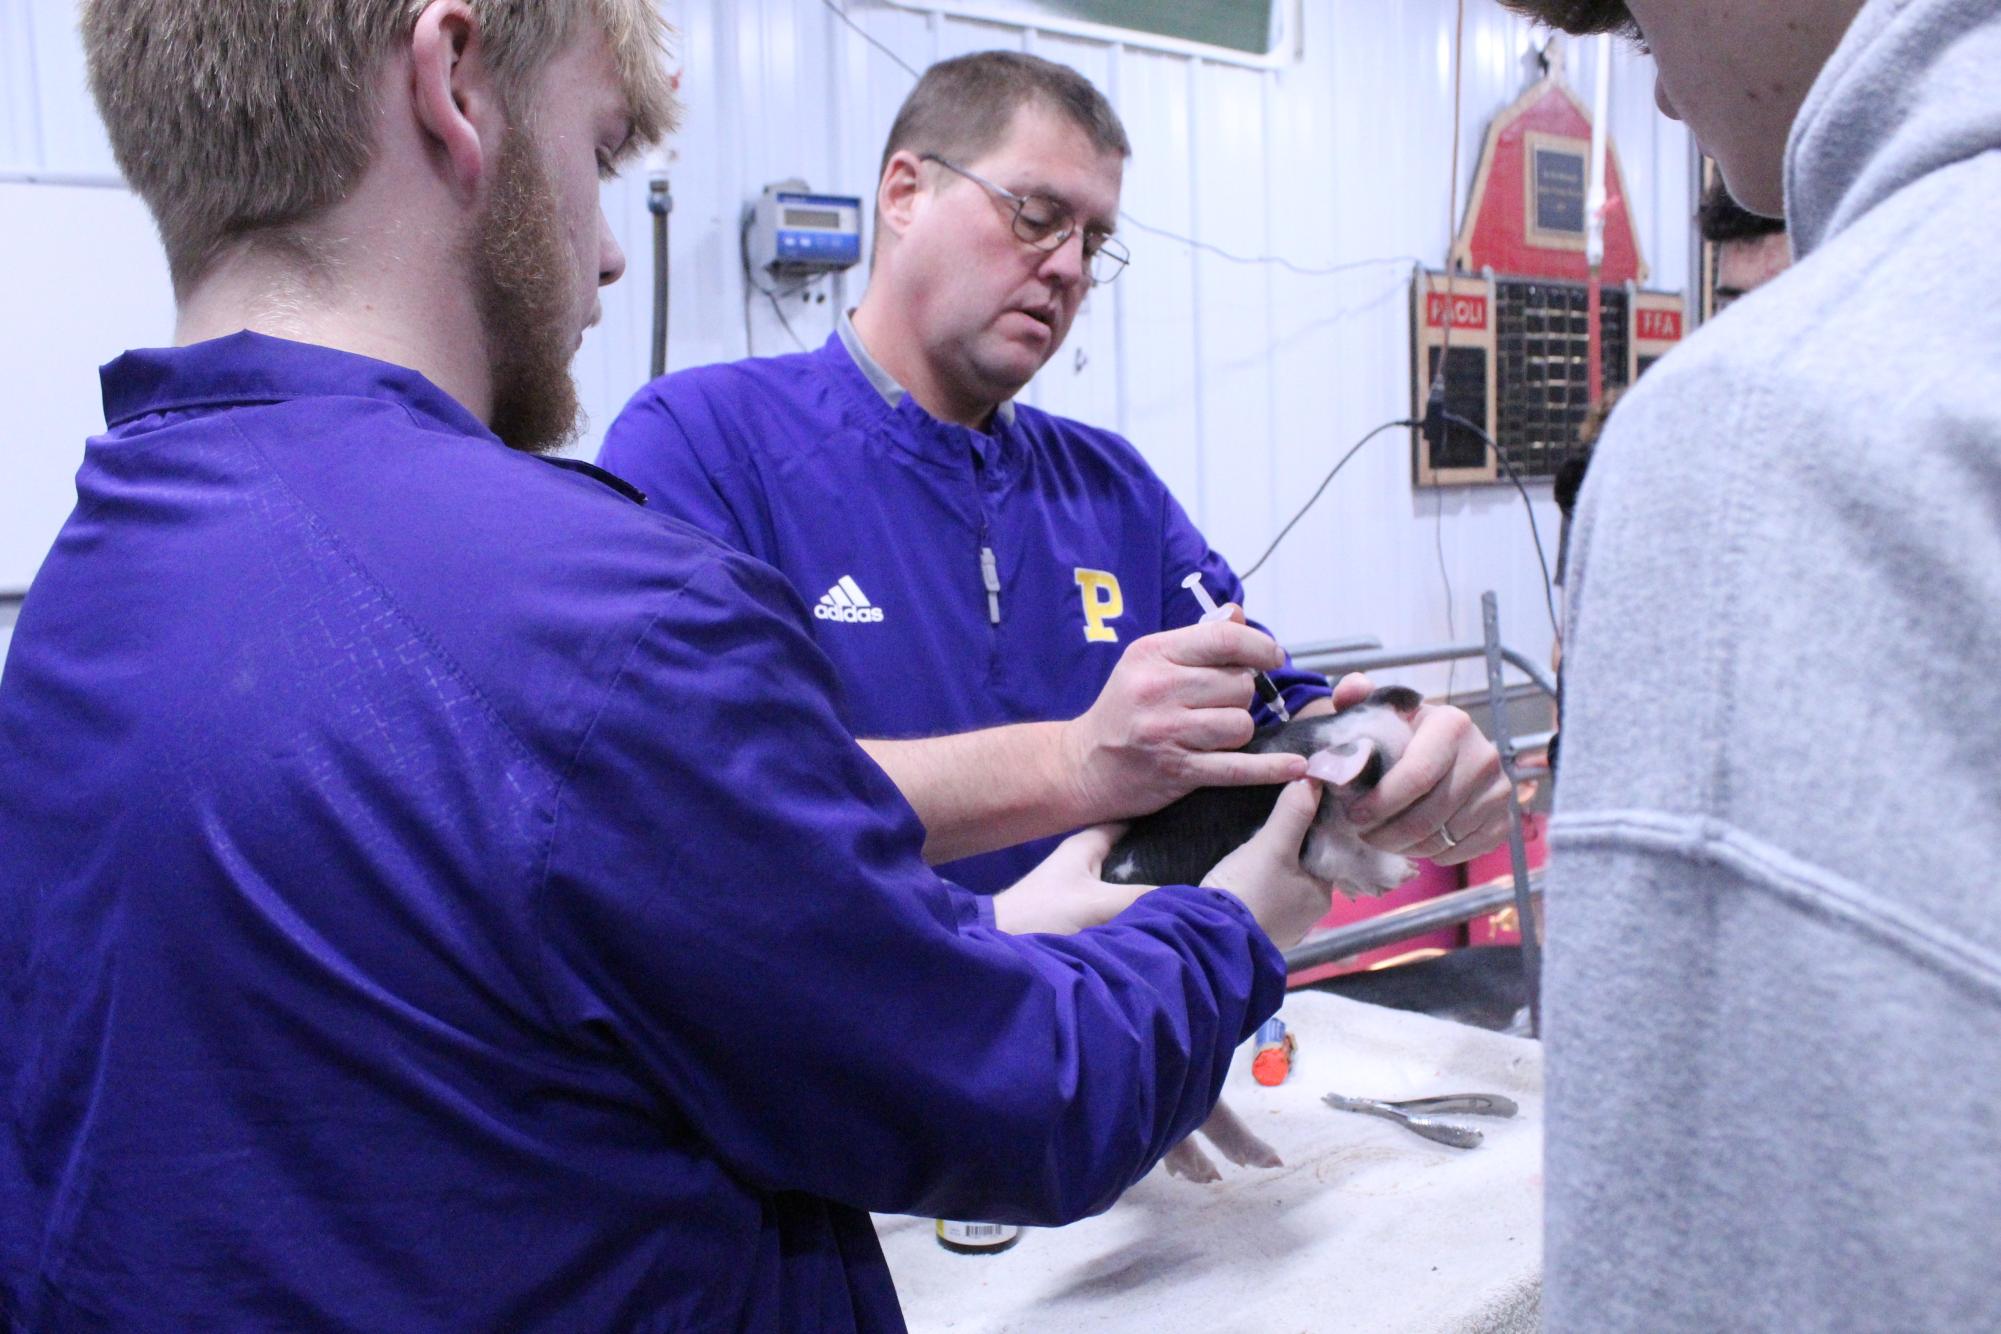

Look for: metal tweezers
[1321,1092,1520,1150]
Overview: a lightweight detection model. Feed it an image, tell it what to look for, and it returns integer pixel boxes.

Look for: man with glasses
[601,55,1505,1066]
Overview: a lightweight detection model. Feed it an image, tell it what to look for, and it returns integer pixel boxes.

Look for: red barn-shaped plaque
[1452,73,1646,285]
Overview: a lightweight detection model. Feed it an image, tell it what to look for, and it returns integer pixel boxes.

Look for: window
[899,0,1298,65]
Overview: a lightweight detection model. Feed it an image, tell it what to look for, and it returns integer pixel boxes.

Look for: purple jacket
[600,333,1330,892]
[0,334,1284,1330]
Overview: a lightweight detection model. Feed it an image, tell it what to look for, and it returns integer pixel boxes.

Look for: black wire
[1443,410,1562,640]
[1236,408,1559,649]
[821,0,920,78]
[766,289,810,353]
[1116,214,1422,280]
[739,202,815,355]
[1434,486,1457,699]
[1238,418,1415,582]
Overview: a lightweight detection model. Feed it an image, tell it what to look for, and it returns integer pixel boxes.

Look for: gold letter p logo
[1074,568,1124,643]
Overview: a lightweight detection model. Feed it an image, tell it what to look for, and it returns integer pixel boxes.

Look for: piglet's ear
[1371,685,1424,718]
[1306,742,1374,787]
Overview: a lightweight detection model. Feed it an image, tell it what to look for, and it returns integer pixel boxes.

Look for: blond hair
[82,0,679,291]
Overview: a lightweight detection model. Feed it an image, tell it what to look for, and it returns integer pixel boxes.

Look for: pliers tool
[1321,1092,1519,1150]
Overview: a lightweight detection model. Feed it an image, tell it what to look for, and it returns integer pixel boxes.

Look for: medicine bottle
[934,1219,1021,1254]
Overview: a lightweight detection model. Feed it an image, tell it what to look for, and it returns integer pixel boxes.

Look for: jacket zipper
[972,447,1002,688]
[979,538,1001,626]
[972,447,1001,627]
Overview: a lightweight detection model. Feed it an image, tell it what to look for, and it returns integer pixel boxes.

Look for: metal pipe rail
[1307,642,1557,701]
[1480,594,1545,1035]
[1284,637,1383,669]
[1282,874,1543,974]
[1284,601,1555,1034]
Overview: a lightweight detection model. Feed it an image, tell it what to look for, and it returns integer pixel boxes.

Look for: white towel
[877,990,1543,1332]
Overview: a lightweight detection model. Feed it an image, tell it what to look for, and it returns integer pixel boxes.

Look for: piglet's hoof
[1162,1139,1221,1183]
[1198,1100,1284,1169]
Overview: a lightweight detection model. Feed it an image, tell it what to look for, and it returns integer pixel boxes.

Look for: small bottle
[934,1219,1022,1255]
[1251,1016,1296,1086]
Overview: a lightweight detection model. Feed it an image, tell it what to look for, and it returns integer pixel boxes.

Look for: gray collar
[1785,0,2000,259]
[837,309,1016,428]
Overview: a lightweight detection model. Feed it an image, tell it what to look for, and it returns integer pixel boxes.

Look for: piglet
[1103,686,1424,896]
[1111,687,1425,1185]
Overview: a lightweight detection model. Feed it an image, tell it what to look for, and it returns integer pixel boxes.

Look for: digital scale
[746,181,864,277]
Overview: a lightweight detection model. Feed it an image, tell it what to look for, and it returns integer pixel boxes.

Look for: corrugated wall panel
[1,0,41,171]
[1112,44,1203,511]
[1190,57,1279,575]
[0,182,173,592]
[1260,13,1365,644]
[25,0,112,175]
[1018,30,1119,431]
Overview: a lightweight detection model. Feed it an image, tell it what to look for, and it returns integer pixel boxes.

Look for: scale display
[748,184,864,276]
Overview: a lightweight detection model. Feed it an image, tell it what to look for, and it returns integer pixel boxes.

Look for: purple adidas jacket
[600,333,1330,892]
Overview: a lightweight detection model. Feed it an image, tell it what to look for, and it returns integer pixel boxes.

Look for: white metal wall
[0,0,1691,695]
[1,1,175,606]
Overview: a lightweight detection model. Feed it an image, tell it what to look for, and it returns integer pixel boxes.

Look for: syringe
[1180,572,1291,723]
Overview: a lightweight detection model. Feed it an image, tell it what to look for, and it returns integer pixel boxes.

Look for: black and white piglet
[1103,686,1424,895]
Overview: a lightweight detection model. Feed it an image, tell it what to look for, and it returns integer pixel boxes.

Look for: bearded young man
[1504,1,2000,1328]
[0,5,1350,1327]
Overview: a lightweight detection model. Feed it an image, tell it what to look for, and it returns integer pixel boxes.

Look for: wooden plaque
[1411,271,1500,487]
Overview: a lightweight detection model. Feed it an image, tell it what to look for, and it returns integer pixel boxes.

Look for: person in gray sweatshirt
[1501,0,2001,1327]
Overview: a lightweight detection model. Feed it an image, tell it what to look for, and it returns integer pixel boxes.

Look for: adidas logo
[814,575,885,624]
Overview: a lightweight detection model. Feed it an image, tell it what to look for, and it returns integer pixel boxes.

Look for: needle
[1180,572,1291,723]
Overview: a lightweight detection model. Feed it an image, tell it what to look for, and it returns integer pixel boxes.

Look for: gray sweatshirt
[1545,1,2001,1328]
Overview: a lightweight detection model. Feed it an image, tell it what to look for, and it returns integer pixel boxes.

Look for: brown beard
[469,128,583,453]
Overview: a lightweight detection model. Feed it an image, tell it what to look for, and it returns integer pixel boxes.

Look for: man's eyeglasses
[921,154,1130,286]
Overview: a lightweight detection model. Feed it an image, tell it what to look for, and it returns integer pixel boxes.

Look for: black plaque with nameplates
[1411,270,1678,487]
[1425,346,1493,471]
[1495,278,1629,480]
[1532,145,1588,238]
